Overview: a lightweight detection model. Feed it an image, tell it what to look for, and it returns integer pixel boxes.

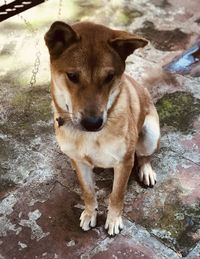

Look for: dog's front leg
[105,154,134,235]
[72,160,98,231]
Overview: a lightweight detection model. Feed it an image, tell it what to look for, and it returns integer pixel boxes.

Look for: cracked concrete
[0,0,200,258]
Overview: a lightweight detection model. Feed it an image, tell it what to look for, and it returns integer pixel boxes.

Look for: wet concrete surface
[0,0,200,258]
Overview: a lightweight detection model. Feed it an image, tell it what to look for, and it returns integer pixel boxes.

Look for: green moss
[149,199,200,255]
[12,93,27,107]
[11,86,52,123]
[0,86,52,141]
[156,92,200,133]
[158,203,185,238]
[177,204,200,255]
[0,69,29,87]
[115,8,142,25]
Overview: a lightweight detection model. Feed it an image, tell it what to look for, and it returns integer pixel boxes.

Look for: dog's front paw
[139,163,156,186]
[105,213,123,236]
[80,209,97,231]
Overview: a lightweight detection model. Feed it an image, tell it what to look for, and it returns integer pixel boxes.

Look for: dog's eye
[66,72,79,84]
[104,72,114,84]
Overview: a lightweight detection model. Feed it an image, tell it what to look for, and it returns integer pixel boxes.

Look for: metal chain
[18,0,62,88]
[57,0,62,19]
[18,14,37,34]
[30,45,41,87]
[18,14,41,88]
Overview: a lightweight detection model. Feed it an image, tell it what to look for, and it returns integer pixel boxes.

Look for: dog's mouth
[81,125,104,132]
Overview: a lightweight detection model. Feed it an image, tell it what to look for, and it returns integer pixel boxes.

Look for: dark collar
[56,117,65,127]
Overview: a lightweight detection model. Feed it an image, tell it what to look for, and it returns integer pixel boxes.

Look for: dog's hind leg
[136,105,160,187]
[72,160,98,231]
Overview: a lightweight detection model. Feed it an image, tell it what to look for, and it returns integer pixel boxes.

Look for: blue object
[164,41,200,74]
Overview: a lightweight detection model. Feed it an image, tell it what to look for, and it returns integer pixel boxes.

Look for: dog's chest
[57,129,126,168]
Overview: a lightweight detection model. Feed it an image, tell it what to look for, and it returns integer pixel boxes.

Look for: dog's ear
[109,30,148,61]
[45,21,80,58]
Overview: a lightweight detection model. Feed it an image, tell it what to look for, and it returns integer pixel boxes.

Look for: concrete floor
[0,0,200,258]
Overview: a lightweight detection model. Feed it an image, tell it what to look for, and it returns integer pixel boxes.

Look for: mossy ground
[0,84,53,189]
[0,85,52,139]
[113,7,142,26]
[11,86,51,122]
[156,92,200,133]
[152,203,200,255]
[141,196,200,255]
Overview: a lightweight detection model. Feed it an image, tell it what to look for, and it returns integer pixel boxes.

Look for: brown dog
[45,21,160,235]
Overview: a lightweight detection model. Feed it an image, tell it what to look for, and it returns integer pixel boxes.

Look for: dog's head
[45,21,148,132]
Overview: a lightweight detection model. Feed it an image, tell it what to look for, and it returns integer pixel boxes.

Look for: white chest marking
[57,129,126,168]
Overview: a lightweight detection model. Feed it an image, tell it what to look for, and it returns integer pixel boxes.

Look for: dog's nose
[81,115,103,132]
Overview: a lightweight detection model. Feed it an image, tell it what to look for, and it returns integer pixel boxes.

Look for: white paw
[139,163,157,186]
[105,214,123,236]
[80,209,97,231]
